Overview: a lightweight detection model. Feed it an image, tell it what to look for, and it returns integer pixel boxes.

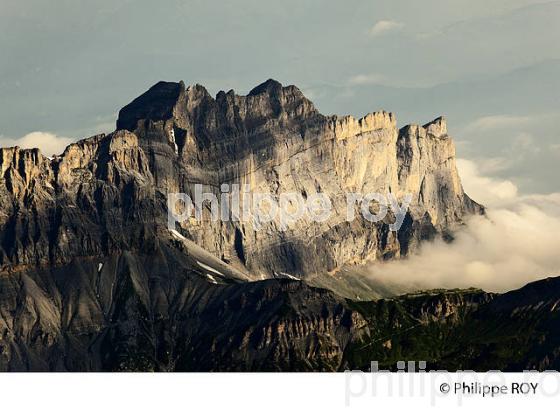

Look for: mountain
[0,79,480,280]
[0,79,496,371]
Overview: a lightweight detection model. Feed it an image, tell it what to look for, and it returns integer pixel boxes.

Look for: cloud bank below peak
[361,159,560,293]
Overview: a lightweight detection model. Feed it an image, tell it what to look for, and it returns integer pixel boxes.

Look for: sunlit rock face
[0,79,481,280]
[116,79,481,277]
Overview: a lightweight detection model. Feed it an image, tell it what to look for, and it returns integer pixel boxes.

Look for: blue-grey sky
[1,0,559,194]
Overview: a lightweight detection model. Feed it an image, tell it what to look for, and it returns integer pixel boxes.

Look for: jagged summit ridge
[114,79,456,157]
[116,78,318,134]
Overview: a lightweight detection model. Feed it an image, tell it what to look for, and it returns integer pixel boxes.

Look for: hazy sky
[1,0,559,194]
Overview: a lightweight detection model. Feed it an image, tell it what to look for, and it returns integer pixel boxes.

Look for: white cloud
[0,132,73,157]
[462,114,533,134]
[348,73,385,86]
[457,158,518,206]
[367,20,404,37]
[362,159,560,293]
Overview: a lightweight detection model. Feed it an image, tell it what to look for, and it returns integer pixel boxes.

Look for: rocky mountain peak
[115,79,318,148]
[116,81,186,131]
[248,78,284,96]
[423,116,448,137]
[247,78,312,106]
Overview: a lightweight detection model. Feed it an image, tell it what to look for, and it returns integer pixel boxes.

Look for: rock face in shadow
[346,277,560,372]
[2,252,560,371]
[0,79,491,371]
[0,248,365,371]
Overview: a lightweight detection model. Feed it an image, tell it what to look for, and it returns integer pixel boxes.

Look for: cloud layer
[367,20,404,37]
[364,159,560,293]
[0,132,72,157]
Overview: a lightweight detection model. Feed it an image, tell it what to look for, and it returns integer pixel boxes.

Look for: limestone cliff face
[0,79,481,281]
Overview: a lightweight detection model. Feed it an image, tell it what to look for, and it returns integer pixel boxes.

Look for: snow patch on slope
[197,261,225,277]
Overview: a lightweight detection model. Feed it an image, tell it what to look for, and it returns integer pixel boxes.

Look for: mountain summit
[0,80,487,370]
